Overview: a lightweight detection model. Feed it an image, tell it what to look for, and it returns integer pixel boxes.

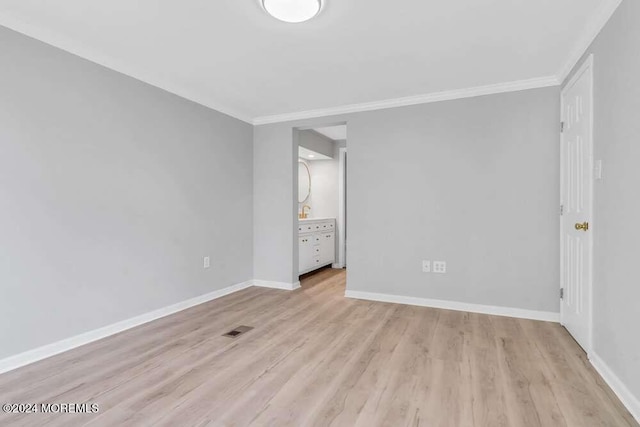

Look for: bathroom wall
[299,142,340,220]
[306,152,340,219]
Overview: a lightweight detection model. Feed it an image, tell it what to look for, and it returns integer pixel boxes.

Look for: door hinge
[560,288,564,300]
[561,121,565,133]
[560,204,564,216]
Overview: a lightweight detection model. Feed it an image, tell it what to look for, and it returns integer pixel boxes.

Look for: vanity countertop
[299,217,336,222]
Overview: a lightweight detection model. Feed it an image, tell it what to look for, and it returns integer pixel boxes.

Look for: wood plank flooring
[0,268,636,426]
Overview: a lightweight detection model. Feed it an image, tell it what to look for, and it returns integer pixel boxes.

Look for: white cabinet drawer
[298,223,315,234]
[311,221,334,232]
[299,219,335,234]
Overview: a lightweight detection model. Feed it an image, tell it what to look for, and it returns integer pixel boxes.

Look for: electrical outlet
[203,256,211,269]
[433,261,446,274]
[422,260,431,273]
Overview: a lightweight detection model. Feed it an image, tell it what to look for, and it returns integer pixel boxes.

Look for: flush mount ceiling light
[263,0,322,23]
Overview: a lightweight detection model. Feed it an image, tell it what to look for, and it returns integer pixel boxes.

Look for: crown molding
[2,13,559,127]
[252,75,560,125]
[557,0,622,84]
[0,14,254,124]
[2,1,618,127]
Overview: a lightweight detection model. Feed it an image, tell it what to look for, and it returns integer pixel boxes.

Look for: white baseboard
[253,280,301,291]
[0,280,253,375]
[344,290,560,322]
[589,352,640,422]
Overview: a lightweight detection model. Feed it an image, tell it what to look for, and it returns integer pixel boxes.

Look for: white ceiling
[314,125,347,141]
[0,0,620,124]
[299,146,331,161]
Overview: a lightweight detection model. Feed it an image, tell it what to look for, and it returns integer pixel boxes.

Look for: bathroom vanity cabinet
[299,218,336,275]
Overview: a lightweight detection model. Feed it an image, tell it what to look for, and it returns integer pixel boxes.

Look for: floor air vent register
[222,325,254,338]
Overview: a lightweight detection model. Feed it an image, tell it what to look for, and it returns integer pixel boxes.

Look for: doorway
[560,55,594,352]
[295,124,347,280]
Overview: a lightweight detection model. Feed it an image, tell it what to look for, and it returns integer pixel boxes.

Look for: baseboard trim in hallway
[252,280,301,291]
[345,290,560,323]
[0,279,255,375]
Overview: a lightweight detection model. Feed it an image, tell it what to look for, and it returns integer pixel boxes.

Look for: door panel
[299,236,314,273]
[560,56,593,352]
[319,232,335,265]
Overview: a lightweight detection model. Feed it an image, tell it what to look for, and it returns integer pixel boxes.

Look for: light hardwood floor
[0,268,636,427]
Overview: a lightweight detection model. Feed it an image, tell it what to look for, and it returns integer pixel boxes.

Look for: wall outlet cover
[204,256,211,269]
[422,260,431,273]
[433,261,447,274]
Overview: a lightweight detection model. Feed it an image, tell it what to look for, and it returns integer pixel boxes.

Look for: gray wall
[253,125,297,284]
[565,0,640,402]
[0,27,253,359]
[254,87,560,313]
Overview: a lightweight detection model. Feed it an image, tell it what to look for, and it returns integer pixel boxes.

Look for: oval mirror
[298,161,311,203]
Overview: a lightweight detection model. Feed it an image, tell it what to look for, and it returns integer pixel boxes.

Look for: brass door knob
[575,222,590,231]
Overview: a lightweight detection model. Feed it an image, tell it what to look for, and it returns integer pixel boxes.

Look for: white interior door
[560,55,594,352]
